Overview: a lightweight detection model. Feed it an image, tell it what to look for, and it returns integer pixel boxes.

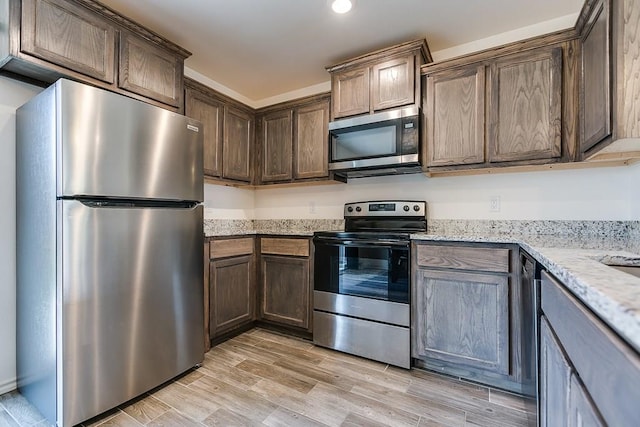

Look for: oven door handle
[314,237,409,248]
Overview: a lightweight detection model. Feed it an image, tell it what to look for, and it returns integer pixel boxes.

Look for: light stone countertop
[411,232,640,354]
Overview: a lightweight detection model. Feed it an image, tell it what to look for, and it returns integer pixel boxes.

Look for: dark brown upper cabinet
[256,93,332,185]
[118,31,183,108]
[294,99,330,179]
[327,39,432,120]
[184,78,254,184]
[330,66,370,119]
[425,64,486,167]
[488,47,563,163]
[261,109,294,182]
[422,32,579,174]
[20,0,116,83]
[1,0,190,111]
[223,105,253,183]
[578,0,613,155]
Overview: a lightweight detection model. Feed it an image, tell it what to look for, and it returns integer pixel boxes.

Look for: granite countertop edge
[411,233,640,353]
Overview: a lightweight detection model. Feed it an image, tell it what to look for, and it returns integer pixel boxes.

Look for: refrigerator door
[56,79,203,202]
[59,200,204,427]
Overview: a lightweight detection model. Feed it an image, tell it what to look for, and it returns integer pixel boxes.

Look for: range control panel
[344,201,427,217]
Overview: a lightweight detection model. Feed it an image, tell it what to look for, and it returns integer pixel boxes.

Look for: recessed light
[331,0,352,14]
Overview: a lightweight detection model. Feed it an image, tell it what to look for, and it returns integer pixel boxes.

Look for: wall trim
[0,378,16,395]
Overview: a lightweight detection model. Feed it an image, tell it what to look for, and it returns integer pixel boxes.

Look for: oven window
[314,242,409,303]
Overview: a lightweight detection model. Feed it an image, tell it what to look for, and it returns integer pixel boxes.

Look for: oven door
[313,236,410,304]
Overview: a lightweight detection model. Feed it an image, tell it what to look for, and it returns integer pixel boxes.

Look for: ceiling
[100,0,582,103]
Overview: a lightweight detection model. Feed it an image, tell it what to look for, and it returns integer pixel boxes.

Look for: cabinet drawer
[260,238,309,257]
[210,237,254,259]
[415,245,510,273]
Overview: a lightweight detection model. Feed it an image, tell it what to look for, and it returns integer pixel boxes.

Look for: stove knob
[413,204,421,212]
[347,206,354,213]
[355,206,362,212]
[403,205,410,212]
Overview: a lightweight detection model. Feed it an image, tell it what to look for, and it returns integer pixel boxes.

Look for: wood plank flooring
[0,328,535,427]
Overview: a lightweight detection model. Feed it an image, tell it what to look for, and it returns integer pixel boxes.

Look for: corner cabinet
[184,78,254,184]
[256,94,331,184]
[411,242,530,394]
[206,237,256,343]
[223,106,253,182]
[1,0,190,111]
[539,270,640,426]
[327,39,431,120]
[258,237,312,333]
[424,43,570,170]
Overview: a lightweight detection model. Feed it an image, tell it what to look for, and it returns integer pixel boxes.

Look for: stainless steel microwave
[328,106,420,177]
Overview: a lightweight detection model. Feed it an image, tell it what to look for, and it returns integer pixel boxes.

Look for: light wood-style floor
[0,328,535,427]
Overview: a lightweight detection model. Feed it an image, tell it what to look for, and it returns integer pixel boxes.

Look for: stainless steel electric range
[312,200,427,368]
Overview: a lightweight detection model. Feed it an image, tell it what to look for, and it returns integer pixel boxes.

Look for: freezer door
[59,200,204,427]
[56,79,203,201]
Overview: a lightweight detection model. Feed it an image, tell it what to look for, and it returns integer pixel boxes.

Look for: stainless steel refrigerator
[16,79,204,427]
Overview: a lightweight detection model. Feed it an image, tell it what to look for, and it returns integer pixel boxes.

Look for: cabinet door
[580,0,611,153]
[569,374,605,427]
[261,110,293,182]
[539,315,571,427]
[118,32,183,107]
[20,0,115,83]
[412,268,509,375]
[372,55,415,111]
[223,106,253,182]
[425,65,485,166]
[294,100,329,179]
[260,255,310,330]
[331,66,370,119]
[488,47,562,162]
[185,88,223,178]
[210,255,254,337]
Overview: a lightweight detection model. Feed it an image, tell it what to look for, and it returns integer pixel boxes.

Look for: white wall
[252,165,640,221]
[203,183,254,219]
[0,76,43,394]
[629,162,640,219]
[203,163,639,221]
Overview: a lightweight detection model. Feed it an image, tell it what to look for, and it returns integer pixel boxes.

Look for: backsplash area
[203,219,344,236]
[204,218,640,248]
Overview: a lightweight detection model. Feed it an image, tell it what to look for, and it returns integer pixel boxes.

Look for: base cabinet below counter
[539,270,640,426]
[205,237,256,345]
[411,241,534,395]
[258,237,313,334]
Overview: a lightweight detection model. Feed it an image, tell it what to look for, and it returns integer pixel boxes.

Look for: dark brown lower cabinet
[413,269,510,375]
[540,270,637,426]
[206,237,256,342]
[259,254,310,331]
[411,242,528,394]
[539,316,572,426]
[258,237,312,333]
[210,255,255,337]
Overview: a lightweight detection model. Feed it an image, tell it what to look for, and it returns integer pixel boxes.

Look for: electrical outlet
[309,201,317,214]
[490,196,500,212]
